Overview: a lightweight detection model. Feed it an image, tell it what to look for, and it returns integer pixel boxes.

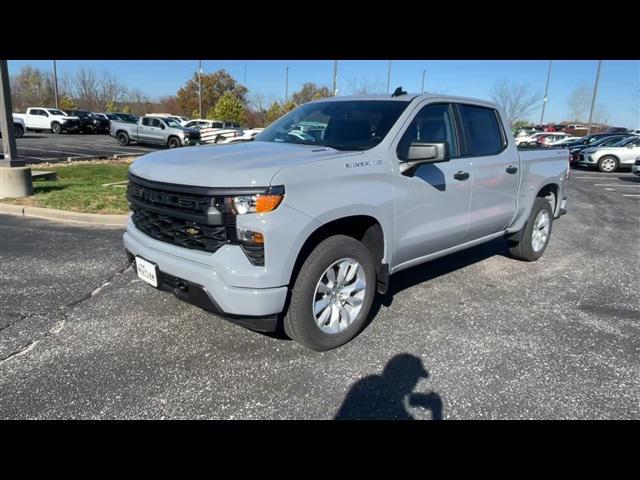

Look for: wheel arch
[288,215,387,291]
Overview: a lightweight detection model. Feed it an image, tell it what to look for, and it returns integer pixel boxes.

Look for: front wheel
[51,122,62,134]
[507,197,553,262]
[283,235,376,351]
[116,132,130,146]
[598,156,618,173]
[167,137,181,148]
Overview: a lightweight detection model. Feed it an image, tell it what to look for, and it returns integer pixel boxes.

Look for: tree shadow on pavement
[334,353,443,420]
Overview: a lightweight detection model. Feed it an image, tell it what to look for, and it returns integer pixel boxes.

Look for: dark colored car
[605,127,629,134]
[65,110,109,134]
[568,134,632,165]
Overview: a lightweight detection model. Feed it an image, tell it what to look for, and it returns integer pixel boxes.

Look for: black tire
[507,196,554,262]
[14,124,24,138]
[51,122,61,134]
[116,132,130,146]
[597,155,619,173]
[168,136,180,148]
[283,235,376,351]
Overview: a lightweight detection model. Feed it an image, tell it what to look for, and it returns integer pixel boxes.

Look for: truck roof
[308,93,499,110]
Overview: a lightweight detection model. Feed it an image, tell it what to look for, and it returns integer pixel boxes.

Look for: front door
[393,102,472,267]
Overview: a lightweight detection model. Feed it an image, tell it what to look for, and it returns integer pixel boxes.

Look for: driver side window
[398,103,458,159]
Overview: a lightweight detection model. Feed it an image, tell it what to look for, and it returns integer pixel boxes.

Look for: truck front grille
[131,206,227,253]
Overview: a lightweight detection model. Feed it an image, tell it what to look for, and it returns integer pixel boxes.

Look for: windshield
[48,109,67,116]
[255,100,411,151]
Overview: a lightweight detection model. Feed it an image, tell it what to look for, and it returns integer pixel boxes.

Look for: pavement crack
[0,264,133,366]
[0,313,28,333]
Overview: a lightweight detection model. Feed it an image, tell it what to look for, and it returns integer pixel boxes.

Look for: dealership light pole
[285,66,289,102]
[53,60,59,109]
[332,60,338,96]
[386,61,392,94]
[0,60,32,198]
[587,60,603,136]
[198,60,203,118]
[539,60,552,126]
[421,69,426,93]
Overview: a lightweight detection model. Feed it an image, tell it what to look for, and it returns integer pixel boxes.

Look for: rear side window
[458,105,505,156]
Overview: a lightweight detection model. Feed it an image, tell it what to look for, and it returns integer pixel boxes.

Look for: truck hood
[129,141,352,188]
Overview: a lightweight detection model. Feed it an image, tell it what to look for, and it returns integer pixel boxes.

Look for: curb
[0,202,127,227]
[25,153,143,167]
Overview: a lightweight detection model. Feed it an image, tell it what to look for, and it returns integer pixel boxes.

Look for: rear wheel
[14,124,24,138]
[508,197,553,262]
[598,155,618,173]
[283,235,376,351]
[116,132,130,146]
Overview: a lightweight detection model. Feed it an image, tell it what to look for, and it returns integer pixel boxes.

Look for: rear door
[138,117,154,142]
[392,102,472,266]
[456,104,519,240]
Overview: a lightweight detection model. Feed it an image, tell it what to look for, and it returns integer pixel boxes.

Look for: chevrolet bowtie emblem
[185,226,201,236]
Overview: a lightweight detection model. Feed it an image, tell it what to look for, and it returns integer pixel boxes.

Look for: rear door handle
[506,165,518,174]
[454,171,470,181]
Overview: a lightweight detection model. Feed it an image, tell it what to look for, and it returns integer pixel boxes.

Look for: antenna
[391,86,407,97]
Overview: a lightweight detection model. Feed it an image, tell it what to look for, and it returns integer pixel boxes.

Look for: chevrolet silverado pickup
[124,92,569,350]
[13,107,81,134]
[110,115,200,148]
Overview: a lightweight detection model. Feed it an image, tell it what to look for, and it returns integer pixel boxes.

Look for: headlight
[224,187,284,215]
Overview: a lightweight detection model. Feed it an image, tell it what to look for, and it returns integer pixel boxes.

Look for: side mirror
[160,124,166,130]
[399,141,450,175]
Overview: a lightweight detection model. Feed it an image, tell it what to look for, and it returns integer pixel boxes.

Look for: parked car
[516,132,550,146]
[64,110,110,134]
[545,136,582,147]
[124,92,569,350]
[577,135,640,172]
[568,135,632,165]
[632,157,640,176]
[537,132,571,146]
[183,119,244,144]
[13,107,81,134]
[564,132,630,149]
[223,128,265,143]
[605,127,629,134]
[629,129,640,136]
[110,115,200,148]
[147,113,190,126]
[0,114,26,138]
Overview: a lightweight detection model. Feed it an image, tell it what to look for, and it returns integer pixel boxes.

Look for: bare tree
[344,77,386,95]
[9,66,54,111]
[566,85,592,122]
[491,79,542,127]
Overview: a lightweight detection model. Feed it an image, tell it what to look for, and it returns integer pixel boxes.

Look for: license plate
[136,256,159,288]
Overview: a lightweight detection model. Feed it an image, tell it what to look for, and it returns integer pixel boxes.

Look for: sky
[8,60,640,127]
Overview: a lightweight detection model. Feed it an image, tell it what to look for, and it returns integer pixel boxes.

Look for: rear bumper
[123,219,288,324]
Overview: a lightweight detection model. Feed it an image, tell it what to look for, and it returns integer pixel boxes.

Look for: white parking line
[593,184,640,187]
[42,143,147,155]
[622,194,640,197]
[17,146,92,157]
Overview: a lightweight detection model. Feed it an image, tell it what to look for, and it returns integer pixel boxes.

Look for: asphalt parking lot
[0,132,161,163]
[0,169,638,419]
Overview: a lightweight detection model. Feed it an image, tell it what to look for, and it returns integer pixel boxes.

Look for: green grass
[4,162,131,214]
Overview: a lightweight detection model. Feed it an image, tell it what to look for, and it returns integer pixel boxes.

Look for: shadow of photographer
[334,353,443,420]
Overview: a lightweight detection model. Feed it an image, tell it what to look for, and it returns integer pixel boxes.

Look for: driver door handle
[454,171,470,181]
[506,165,518,174]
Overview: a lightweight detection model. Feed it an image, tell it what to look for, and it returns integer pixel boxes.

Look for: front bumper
[123,218,288,322]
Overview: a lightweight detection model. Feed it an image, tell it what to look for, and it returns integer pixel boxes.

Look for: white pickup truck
[13,107,81,134]
[0,114,25,138]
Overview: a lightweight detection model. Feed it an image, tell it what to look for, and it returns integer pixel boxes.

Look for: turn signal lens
[256,194,283,213]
